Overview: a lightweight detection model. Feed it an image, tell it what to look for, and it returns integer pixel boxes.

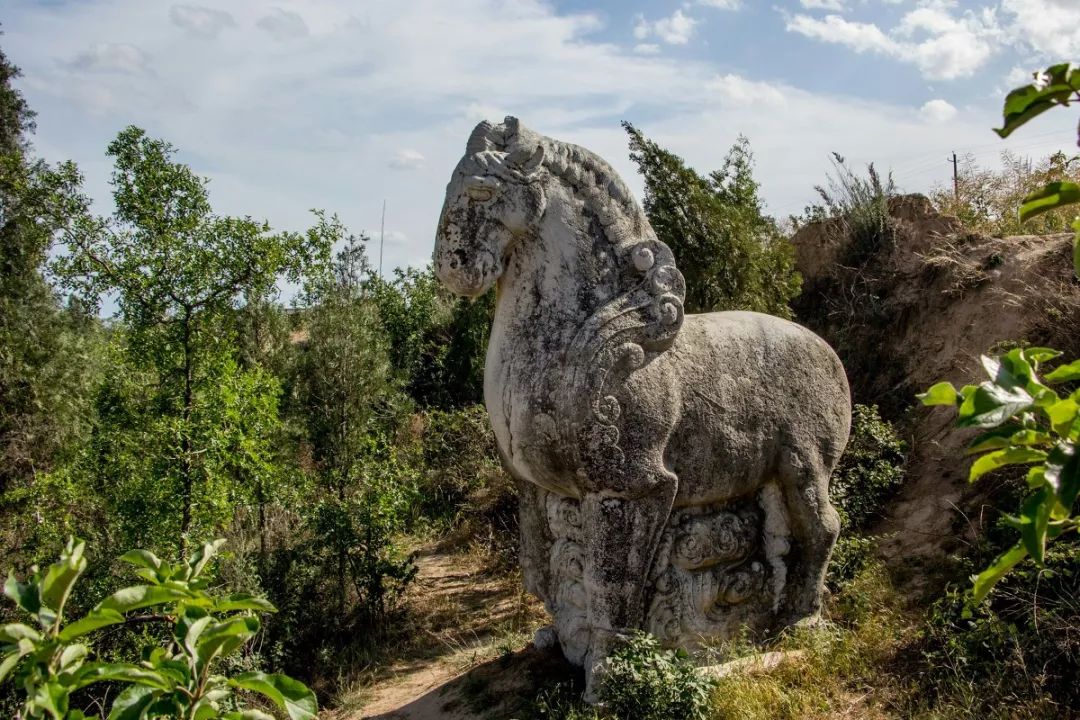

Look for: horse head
[434,117,548,297]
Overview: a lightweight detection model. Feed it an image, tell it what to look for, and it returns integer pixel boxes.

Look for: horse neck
[492,193,615,352]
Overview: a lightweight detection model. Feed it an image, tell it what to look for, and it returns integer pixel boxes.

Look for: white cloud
[920,98,957,122]
[8,0,1078,278]
[1002,0,1080,58]
[256,8,309,41]
[389,148,425,170]
[786,5,1001,80]
[634,43,661,55]
[68,43,151,75]
[1004,65,1031,86]
[698,0,742,10]
[800,0,847,10]
[169,5,235,38]
[634,9,698,45]
[786,14,900,55]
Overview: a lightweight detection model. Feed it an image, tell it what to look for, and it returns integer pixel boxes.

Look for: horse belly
[669,421,779,508]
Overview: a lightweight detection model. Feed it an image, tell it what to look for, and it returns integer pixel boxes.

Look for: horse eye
[466,185,495,202]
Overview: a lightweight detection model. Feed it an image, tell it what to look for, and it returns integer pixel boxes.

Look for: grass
[707,563,915,719]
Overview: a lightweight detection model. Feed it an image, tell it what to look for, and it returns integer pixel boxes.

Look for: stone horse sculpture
[434,117,851,700]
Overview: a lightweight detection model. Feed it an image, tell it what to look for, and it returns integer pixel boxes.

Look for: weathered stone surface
[433,117,851,701]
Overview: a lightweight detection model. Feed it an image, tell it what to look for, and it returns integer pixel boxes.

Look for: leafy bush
[599,632,714,720]
[830,404,906,531]
[826,535,878,592]
[0,537,316,720]
[922,539,1080,715]
[921,346,1080,600]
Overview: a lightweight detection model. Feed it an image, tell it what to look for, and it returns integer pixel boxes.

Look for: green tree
[56,126,332,558]
[0,44,102,495]
[0,41,34,155]
[369,267,493,408]
[624,124,800,316]
[253,232,415,672]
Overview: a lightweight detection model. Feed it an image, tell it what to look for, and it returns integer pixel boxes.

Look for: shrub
[0,537,317,720]
[524,685,600,720]
[600,632,714,720]
[826,534,878,592]
[811,154,897,266]
[922,539,1080,715]
[830,404,906,531]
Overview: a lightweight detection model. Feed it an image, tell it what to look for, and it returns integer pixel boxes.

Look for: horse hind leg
[774,446,841,625]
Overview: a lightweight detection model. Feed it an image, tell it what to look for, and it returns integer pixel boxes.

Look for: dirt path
[329,547,559,720]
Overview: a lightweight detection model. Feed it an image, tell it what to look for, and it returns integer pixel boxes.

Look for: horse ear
[466,121,495,155]
[506,143,545,176]
[520,145,544,175]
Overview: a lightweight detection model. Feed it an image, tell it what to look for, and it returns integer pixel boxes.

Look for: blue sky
[3,0,1079,277]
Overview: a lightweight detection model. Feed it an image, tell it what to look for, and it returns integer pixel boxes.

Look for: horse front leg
[578,463,677,702]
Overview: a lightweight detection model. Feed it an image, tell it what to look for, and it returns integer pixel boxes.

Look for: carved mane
[466,117,687,479]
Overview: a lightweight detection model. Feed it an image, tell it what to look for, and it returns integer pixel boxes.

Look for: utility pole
[379,199,386,280]
[951,152,959,204]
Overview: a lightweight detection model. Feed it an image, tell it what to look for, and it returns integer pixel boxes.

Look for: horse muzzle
[434,223,502,297]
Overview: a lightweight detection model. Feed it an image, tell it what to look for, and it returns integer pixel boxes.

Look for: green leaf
[995,63,1080,139]
[223,711,275,720]
[1047,398,1079,436]
[32,680,69,720]
[96,585,190,614]
[969,447,1047,482]
[1045,359,1080,383]
[230,672,318,720]
[40,539,87,618]
[196,615,259,671]
[973,543,1028,602]
[1023,347,1062,364]
[1045,442,1080,510]
[957,382,1033,428]
[1019,488,1052,564]
[0,649,25,684]
[74,662,173,691]
[967,425,1025,453]
[106,685,157,720]
[58,608,125,641]
[5,571,41,617]
[1027,465,1048,490]
[919,381,958,406]
[58,643,89,672]
[213,594,276,614]
[119,550,162,573]
[187,539,227,581]
[1073,219,1080,280]
[181,612,213,661]
[0,622,42,643]
[1019,181,1080,224]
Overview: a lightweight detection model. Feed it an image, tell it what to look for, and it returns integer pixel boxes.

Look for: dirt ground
[327,547,565,720]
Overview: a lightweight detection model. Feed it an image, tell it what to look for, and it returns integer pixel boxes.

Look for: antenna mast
[379,199,386,279]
